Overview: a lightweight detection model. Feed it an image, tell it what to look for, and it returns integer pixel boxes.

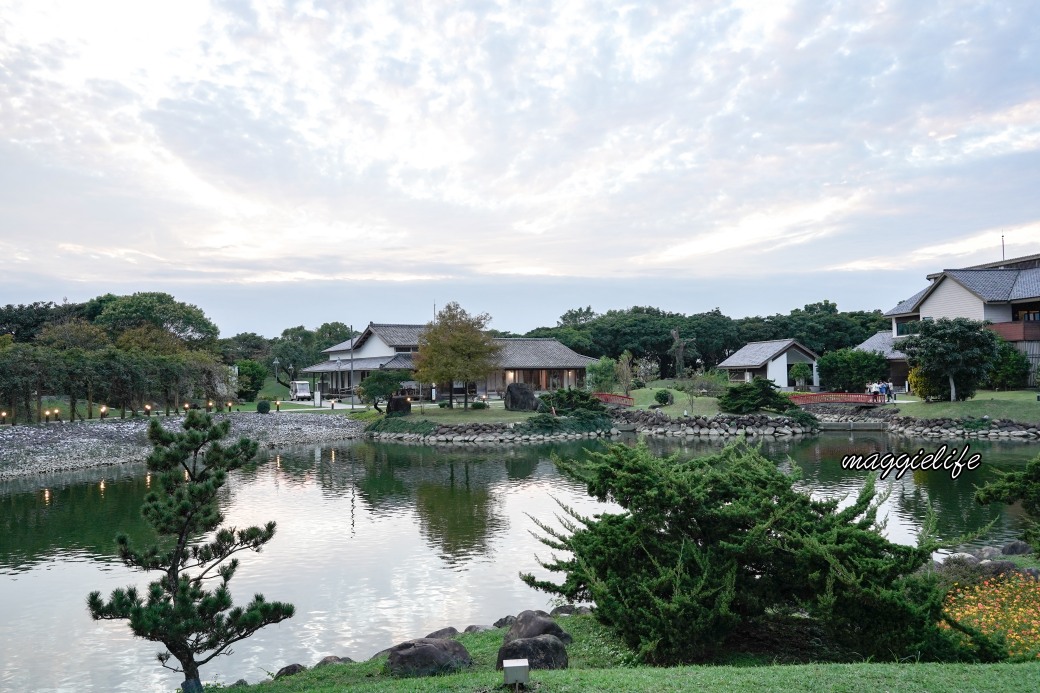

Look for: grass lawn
[241,614,1040,693]
[894,389,1040,424]
[630,386,720,418]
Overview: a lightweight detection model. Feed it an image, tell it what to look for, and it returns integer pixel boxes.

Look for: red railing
[788,392,881,406]
[592,392,635,407]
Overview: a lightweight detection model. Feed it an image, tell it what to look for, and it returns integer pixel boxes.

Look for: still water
[0,434,1034,691]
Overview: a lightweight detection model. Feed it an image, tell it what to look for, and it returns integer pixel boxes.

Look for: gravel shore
[0,413,365,479]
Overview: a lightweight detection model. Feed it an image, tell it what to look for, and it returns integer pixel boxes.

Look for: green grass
[630,386,720,418]
[894,389,1040,424]
[235,614,1040,692]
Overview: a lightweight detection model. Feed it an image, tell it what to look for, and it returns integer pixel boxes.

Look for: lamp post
[183,402,190,415]
[145,404,152,417]
[100,405,108,420]
[227,401,233,413]
[1,411,6,426]
[272,357,281,396]
[349,324,355,410]
[275,400,281,412]
[207,400,214,413]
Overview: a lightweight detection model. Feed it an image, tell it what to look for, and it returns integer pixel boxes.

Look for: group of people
[868,380,897,403]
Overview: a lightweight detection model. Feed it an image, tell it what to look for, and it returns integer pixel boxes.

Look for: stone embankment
[366,409,818,445]
[803,404,1040,441]
[0,413,365,479]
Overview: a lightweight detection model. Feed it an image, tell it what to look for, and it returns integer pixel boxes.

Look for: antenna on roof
[1002,234,1005,260]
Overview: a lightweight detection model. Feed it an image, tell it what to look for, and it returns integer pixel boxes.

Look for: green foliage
[654,389,671,405]
[256,399,271,414]
[86,412,293,692]
[717,377,791,414]
[816,348,888,392]
[788,362,813,390]
[901,317,999,401]
[234,359,268,401]
[518,410,612,435]
[976,453,1040,551]
[616,350,635,395]
[356,370,408,413]
[93,292,219,348]
[782,407,819,429]
[469,400,488,410]
[365,416,438,435]
[735,301,889,356]
[539,389,607,415]
[909,366,948,402]
[677,370,730,400]
[523,442,991,665]
[985,338,1032,390]
[586,356,618,393]
[415,302,502,408]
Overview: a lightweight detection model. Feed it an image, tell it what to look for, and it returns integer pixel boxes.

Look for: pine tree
[87,411,294,693]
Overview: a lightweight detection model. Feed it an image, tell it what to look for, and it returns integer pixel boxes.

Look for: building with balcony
[858,253,1040,386]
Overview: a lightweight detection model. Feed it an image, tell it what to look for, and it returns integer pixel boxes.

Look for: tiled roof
[717,339,817,369]
[887,265,1040,315]
[885,286,931,316]
[854,331,907,360]
[300,356,392,373]
[382,353,415,370]
[369,324,425,347]
[321,335,359,354]
[944,269,1019,301]
[494,338,598,369]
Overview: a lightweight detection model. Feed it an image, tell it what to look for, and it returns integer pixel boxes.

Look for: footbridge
[788,392,883,407]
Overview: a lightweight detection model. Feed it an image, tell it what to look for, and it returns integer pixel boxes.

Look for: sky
[2,0,1039,338]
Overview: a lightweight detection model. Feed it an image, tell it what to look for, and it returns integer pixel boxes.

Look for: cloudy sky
[2,0,1039,337]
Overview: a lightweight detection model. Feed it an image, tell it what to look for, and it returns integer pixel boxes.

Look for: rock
[979,560,1020,578]
[369,647,393,661]
[550,604,576,617]
[575,605,593,615]
[464,625,494,633]
[494,614,517,628]
[228,680,249,689]
[384,638,472,677]
[496,634,569,670]
[424,626,459,639]
[944,552,979,565]
[314,655,353,668]
[503,610,572,646]
[505,383,540,412]
[273,663,307,679]
[974,546,1002,560]
[1003,540,1034,556]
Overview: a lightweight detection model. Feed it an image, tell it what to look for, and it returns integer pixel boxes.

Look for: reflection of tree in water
[0,475,156,568]
[414,461,506,568]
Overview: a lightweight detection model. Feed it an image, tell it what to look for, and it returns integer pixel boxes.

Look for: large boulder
[273,663,307,679]
[315,655,353,668]
[493,614,517,628]
[503,610,572,645]
[496,634,569,670]
[505,383,540,411]
[425,626,459,639]
[384,638,472,678]
[1003,540,1033,556]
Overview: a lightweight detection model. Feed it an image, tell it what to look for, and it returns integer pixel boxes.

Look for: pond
[0,433,1034,691]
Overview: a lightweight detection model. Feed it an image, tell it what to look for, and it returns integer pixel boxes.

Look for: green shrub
[654,390,671,405]
[518,410,612,435]
[438,401,451,408]
[782,407,818,429]
[523,442,990,664]
[365,417,438,435]
[256,400,271,414]
[539,389,607,414]
[469,400,488,410]
[718,377,791,414]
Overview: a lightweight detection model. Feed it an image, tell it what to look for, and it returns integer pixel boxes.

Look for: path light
[227,401,232,413]
[503,659,529,688]
[276,400,281,412]
[145,404,152,417]
[0,411,6,425]
[184,402,190,414]
[44,409,50,423]
[207,401,214,412]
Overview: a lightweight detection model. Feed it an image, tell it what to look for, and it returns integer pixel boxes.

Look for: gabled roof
[887,255,1040,316]
[854,331,907,361]
[321,335,359,354]
[495,338,597,369]
[300,356,394,373]
[885,286,932,316]
[717,339,818,369]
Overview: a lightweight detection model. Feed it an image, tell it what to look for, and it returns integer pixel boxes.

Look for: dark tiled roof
[369,324,425,347]
[887,265,1040,315]
[854,331,907,360]
[717,339,817,369]
[382,353,415,370]
[301,356,392,373]
[494,338,598,369]
[885,286,931,316]
[944,269,1018,301]
[321,335,359,354]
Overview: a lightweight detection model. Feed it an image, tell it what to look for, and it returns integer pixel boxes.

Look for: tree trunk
[948,373,957,402]
[180,661,203,693]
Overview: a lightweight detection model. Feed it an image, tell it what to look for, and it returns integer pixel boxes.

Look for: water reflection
[0,434,1037,691]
